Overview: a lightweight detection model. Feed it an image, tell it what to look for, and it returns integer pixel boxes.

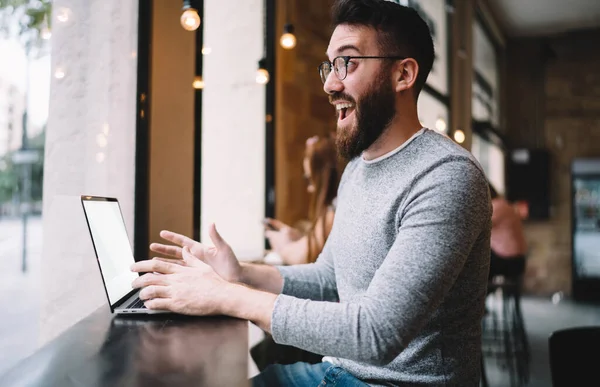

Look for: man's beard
[335,68,397,161]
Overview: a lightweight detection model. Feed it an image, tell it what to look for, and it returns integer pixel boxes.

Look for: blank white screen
[83,200,138,304]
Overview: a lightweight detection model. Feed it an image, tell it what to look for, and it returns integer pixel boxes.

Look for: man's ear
[394,58,419,93]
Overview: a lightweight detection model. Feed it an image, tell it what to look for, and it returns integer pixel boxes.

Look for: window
[472,18,499,128]
[471,16,504,191]
[0,0,51,373]
[410,0,451,134]
[471,132,505,194]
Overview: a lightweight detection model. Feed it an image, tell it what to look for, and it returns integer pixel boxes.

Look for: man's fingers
[208,223,228,248]
[144,298,173,311]
[182,246,208,267]
[139,285,170,301]
[153,257,185,266]
[266,218,286,229]
[131,259,180,275]
[131,272,170,288]
[159,230,197,248]
[149,243,183,259]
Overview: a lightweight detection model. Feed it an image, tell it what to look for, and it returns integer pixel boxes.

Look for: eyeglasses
[318,55,406,84]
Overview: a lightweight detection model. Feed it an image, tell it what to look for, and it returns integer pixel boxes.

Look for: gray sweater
[271,129,491,386]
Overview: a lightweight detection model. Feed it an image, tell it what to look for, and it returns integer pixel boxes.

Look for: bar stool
[482,275,530,387]
[549,326,600,386]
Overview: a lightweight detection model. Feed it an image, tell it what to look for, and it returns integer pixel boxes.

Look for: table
[0,307,250,387]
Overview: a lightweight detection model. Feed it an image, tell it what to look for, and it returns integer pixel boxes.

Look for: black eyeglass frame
[318,55,406,83]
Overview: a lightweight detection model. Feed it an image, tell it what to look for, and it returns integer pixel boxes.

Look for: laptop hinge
[113,289,138,309]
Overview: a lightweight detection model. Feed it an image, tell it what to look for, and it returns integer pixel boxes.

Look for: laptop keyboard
[127,298,147,309]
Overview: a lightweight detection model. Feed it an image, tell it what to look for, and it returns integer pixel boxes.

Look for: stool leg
[481,355,489,387]
[502,288,517,387]
[513,290,530,384]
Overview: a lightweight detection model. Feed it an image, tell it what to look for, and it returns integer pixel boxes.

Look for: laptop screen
[82,198,138,305]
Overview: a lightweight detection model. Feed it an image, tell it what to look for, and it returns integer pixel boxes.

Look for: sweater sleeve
[270,159,490,364]
[276,237,339,302]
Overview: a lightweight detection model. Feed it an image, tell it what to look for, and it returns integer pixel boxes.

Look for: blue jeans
[251,361,369,387]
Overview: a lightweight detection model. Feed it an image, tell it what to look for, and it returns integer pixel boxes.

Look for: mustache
[329,92,356,105]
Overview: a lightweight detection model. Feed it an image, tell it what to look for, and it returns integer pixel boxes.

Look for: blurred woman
[264,134,339,265]
[489,183,528,279]
[252,134,340,371]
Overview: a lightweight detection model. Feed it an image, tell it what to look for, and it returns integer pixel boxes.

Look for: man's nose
[323,72,344,95]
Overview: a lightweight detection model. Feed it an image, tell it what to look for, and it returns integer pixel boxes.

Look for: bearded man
[131,1,492,385]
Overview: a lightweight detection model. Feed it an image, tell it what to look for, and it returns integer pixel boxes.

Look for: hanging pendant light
[180,0,201,31]
[279,0,296,50]
[280,23,296,50]
[256,58,270,85]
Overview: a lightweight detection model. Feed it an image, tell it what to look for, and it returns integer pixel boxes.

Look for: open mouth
[336,103,356,123]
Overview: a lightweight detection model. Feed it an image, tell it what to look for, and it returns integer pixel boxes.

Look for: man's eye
[347,61,357,70]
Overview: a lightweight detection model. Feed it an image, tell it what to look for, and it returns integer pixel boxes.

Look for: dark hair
[331,0,434,99]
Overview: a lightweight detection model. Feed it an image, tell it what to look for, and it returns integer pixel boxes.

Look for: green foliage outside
[0,0,51,210]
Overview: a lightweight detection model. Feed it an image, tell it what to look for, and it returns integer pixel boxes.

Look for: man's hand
[149,223,243,283]
[131,247,231,315]
[131,247,278,331]
[264,218,304,254]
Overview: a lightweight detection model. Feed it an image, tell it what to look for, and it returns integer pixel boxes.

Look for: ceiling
[486,0,600,37]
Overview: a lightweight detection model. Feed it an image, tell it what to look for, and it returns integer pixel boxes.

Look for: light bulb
[435,118,447,132]
[280,33,296,49]
[201,46,212,55]
[453,129,466,144]
[256,58,269,84]
[192,75,204,89]
[54,68,65,79]
[56,8,71,23]
[280,24,297,50]
[256,68,270,84]
[180,8,201,31]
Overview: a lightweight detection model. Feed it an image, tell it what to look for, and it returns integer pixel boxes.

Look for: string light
[180,0,201,31]
[56,7,71,23]
[280,23,296,50]
[256,58,269,85]
[453,129,466,144]
[192,75,204,89]
[435,118,447,133]
[54,68,65,79]
[257,0,269,84]
[280,0,296,50]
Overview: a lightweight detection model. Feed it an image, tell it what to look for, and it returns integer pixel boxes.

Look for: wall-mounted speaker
[506,148,551,220]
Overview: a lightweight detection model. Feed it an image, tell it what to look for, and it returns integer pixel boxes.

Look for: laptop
[81,195,168,315]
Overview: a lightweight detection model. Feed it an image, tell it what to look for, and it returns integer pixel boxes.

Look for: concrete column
[201,0,265,259]
[40,0,138,344]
